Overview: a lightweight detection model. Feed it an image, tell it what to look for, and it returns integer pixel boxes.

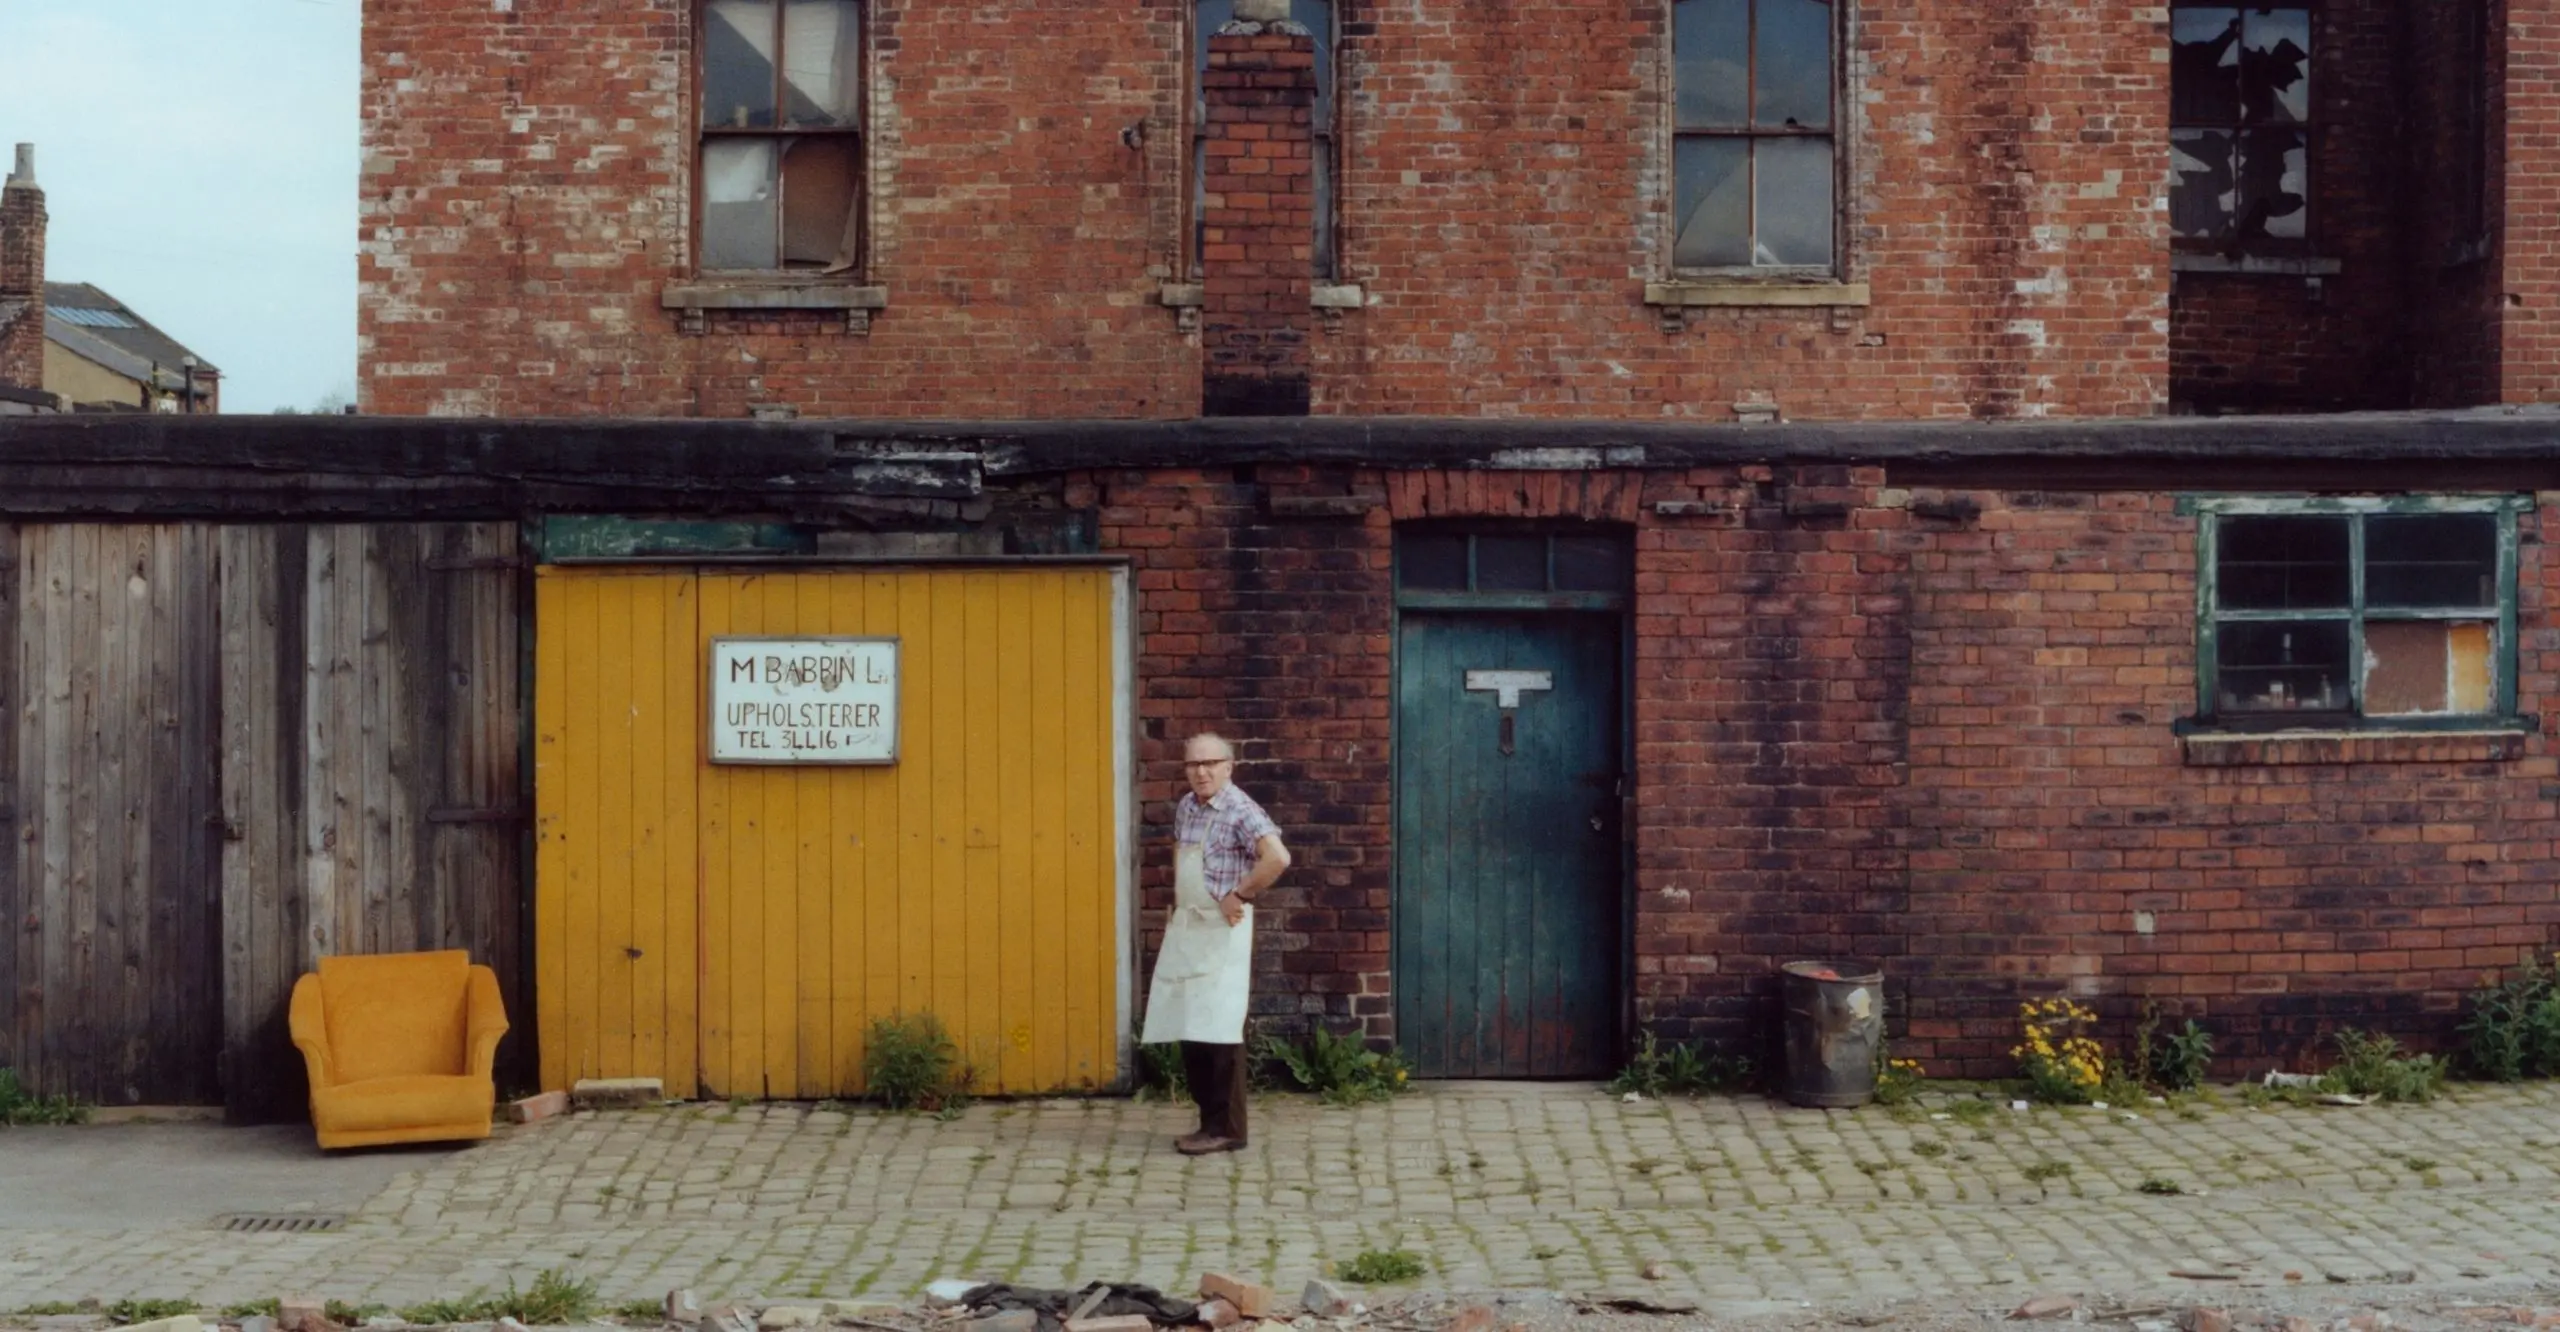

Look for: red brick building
[345,0,2560,1078]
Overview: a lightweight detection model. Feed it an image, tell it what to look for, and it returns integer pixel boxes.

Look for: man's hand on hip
[1219,893,1247,927]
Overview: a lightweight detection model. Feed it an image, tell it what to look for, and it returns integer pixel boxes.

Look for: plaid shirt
[1175,785,1282,900]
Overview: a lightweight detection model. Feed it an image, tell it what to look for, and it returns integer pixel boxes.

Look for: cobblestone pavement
[7,1082,2560,1318]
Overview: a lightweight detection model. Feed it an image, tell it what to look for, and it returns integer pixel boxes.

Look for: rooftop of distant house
[43,281,219,393]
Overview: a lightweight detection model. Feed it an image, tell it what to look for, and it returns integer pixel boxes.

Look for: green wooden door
[1395,611,1621,1078]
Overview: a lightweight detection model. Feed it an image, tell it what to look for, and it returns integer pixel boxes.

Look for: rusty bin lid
[1781,960,1882,984]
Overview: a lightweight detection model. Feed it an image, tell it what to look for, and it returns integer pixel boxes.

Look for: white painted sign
[1463,668,1553,708]
[710,637,899,764]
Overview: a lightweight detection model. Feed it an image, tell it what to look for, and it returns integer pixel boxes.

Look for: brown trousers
[1181,1040,1250,1142]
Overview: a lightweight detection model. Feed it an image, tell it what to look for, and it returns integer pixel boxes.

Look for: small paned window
[1195,0,1338,279]
[2196,500,2520,726]
[2170,5,2313,251]
[1671,0,1838,271]
[1395,530,1633,600]
[699,0,865,273]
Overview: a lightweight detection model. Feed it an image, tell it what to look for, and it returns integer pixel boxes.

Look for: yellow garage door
[534,564,1129,1099]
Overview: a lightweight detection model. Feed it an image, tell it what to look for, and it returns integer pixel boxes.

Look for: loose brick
[1198,1275,1273,1319]
[507,1090,570,1124]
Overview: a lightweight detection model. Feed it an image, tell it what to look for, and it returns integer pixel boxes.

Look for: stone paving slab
[5,1083,2560,1316]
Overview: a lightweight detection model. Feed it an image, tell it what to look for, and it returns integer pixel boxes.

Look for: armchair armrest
[289,973,336,1091]
[464,965,510,1080]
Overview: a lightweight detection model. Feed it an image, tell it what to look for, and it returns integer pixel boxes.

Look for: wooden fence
[0,522,524,1117]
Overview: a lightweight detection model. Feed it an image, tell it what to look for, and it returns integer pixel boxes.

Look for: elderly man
[1139,731,1290,1154]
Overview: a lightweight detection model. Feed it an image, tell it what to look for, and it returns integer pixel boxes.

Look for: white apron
[1139,844,1253,1044]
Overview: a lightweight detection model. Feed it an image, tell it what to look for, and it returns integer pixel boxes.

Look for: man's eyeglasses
[1182,759,1234,771]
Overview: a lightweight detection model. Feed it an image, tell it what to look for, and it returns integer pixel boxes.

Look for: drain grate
[215,1213,345,1234]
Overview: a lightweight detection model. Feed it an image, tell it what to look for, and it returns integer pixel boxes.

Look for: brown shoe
[1176,1134,1242,1156]
[1174,1132,1214,1153]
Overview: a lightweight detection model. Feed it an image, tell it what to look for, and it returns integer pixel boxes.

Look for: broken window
[1671,0,1837,271]
[1193,0,1338,279]
[700,0,864,273]
[2199,501,2516,724]
[2170,5,2312,251]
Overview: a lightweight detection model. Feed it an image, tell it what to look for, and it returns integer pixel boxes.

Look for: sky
[0,0,359,414]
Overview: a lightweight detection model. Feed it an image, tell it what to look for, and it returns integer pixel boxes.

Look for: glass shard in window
[1476,537,1548,592]
[782,0,862,128]
[1398,533,1469,591]
[2170,128,2236,240]
[704,0,779,130]
[703,139,780,269]
[779,137,860,270]
[2216,618,2350,713]
[2171,8,2242,125]
[1755,0,1832,131]
[1757,138,1833,267]
[2365,513,2497,609]
[1673,137,1750,267]
[2364,620,2493,716]
[2240,9,2310,125]
[1553,536,1630,593]
[2236,127,2307,240]
[2217,514,2348,610]
[1674,0,1750,129]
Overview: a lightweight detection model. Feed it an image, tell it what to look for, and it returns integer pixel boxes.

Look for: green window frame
[2185,495,2527,731]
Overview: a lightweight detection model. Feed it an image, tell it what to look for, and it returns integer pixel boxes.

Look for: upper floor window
[2170,6,2312,252]
[2194,498,2521,726]
[1671,0,1837,272]
[1194,0,1338,279]
[699,0,865,274]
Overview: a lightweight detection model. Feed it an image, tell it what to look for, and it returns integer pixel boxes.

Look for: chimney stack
[0,142,46,394]
[1198,6,1315,415]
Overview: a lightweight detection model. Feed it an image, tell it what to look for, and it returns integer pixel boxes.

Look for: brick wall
[360,0,1199,418]
[1319,0,2170,420]
[1090,465,2560,1074]
[364,0,2177,421]
[2500,0,2560,402]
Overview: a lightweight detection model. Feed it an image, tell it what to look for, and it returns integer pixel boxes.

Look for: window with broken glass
[2191,498,2523,729]
[1671,0,1837,272]
[698,0,865,274]
[2170,5,2313,252]
[1194,0,1338,279]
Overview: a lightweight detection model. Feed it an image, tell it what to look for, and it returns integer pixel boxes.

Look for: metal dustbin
[1780,960,1884,1108]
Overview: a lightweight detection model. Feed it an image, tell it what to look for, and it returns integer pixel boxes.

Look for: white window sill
[1644,279,1870,308]
[662,281,890,312]
[662,280,888,334]
[2169,254,2342,277]
[2180,727,2526,767]
[1155,283,1368,310]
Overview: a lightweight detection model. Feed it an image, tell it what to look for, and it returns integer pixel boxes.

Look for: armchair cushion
[291,949,509,1150]
[320,950,472,1082]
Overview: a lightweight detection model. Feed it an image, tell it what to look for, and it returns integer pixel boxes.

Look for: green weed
[2137,1176,2183,1195]
[108,1302,197,1325]
[0,1068,89,1126]
[2462,955,2560,1081]
[1135,1041,1189,1103]
[1335,1248,1428,1284]
[223,1301,283,1321]
[2022,1160,2072,1185]
[1258,1025,1411,1106]
[2321,1029,2446,1103]
[861,1011,973,1113]
[1605,1030,1753,1098]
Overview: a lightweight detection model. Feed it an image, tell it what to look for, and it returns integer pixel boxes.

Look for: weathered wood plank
[0,526,18,1086]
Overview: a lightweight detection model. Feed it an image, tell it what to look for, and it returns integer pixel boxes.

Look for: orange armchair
[289,950,509,1150]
